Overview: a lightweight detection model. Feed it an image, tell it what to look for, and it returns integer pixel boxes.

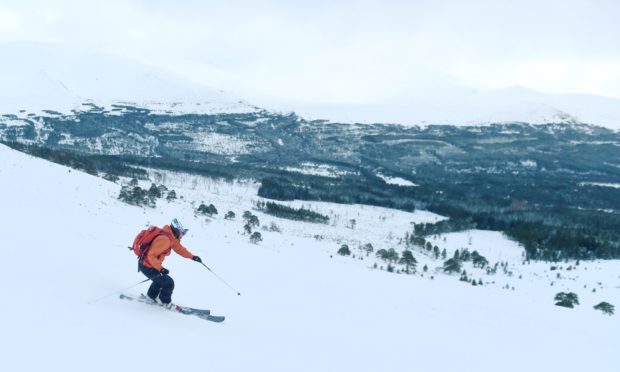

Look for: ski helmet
[170,218,188,239]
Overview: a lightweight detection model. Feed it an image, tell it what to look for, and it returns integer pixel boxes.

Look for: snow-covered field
[1,143,618,372]
[283,162,357,178]
[377,173,418,186]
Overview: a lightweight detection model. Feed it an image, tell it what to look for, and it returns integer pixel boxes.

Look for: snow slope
[1,144,619,372]
[0,42,256,115]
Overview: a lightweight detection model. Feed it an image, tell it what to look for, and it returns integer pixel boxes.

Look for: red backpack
[131,226,173,264]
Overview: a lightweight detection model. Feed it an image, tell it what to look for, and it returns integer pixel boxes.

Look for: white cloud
[450,58,620,98]
[0,8,22,33]
[1,0,619,104]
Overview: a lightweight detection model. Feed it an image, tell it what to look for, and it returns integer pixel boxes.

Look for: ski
[119,293,208,314]
[119,294,225,323]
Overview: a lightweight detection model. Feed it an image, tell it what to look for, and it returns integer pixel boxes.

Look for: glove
[192,255,202,263]
[160,268,170,275]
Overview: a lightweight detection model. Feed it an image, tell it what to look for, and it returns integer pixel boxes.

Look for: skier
[138,218,202,308]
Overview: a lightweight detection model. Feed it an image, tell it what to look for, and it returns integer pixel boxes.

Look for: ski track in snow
[1,143,619,372]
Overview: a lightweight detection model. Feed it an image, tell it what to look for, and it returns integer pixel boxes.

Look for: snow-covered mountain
[290,85,620,129]
[1,143,618,371]
[0,42,256,115]
[2,42,620,130]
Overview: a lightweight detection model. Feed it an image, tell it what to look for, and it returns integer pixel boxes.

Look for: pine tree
[250,231,262,244]
[461,248,471,262]
[207,204,218,215]
[399,250,417,273]
[166,190,177,201]
[472,251,489,268]
[363,243,374,256]
[554,292,580,308]
[386,248,399,263]
[443,258,461,274]
[247,215,260,227]
[376,249,388,261]
[148,183,162,199]
[243,224,252,235]
[338,244,351,256]
[593,302,614,315]
[118,185,153,207]
[197,203,210,215]
[460,270,469,282]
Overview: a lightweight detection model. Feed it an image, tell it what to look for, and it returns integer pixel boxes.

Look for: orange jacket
[142,225,194,271]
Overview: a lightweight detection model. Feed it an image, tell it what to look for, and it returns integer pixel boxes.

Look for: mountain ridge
[0,41,257,116]
[2,41,620,129]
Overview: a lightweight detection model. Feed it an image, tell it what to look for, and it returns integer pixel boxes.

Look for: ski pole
[200,262,241,296]
[88,277,152,304]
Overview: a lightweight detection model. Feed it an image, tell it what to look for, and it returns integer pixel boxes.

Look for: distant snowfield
[1,144,618,372]
[580,182,620,189]
[283,162,357,178]
[182,132,258,155]
[427,230,525,263]
[377,173,418,186]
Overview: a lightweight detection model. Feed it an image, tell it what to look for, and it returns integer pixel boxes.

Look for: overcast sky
[1,0,619,106]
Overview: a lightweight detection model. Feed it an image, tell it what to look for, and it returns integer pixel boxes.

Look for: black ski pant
[139,263,175,304]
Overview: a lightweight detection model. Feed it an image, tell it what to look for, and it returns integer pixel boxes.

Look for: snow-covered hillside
[0,42,256,115]
[3,42,620,130]
[284,86,620,130]
[1,143,618,371]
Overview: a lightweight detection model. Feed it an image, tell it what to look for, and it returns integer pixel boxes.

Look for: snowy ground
[1,143,618,372]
